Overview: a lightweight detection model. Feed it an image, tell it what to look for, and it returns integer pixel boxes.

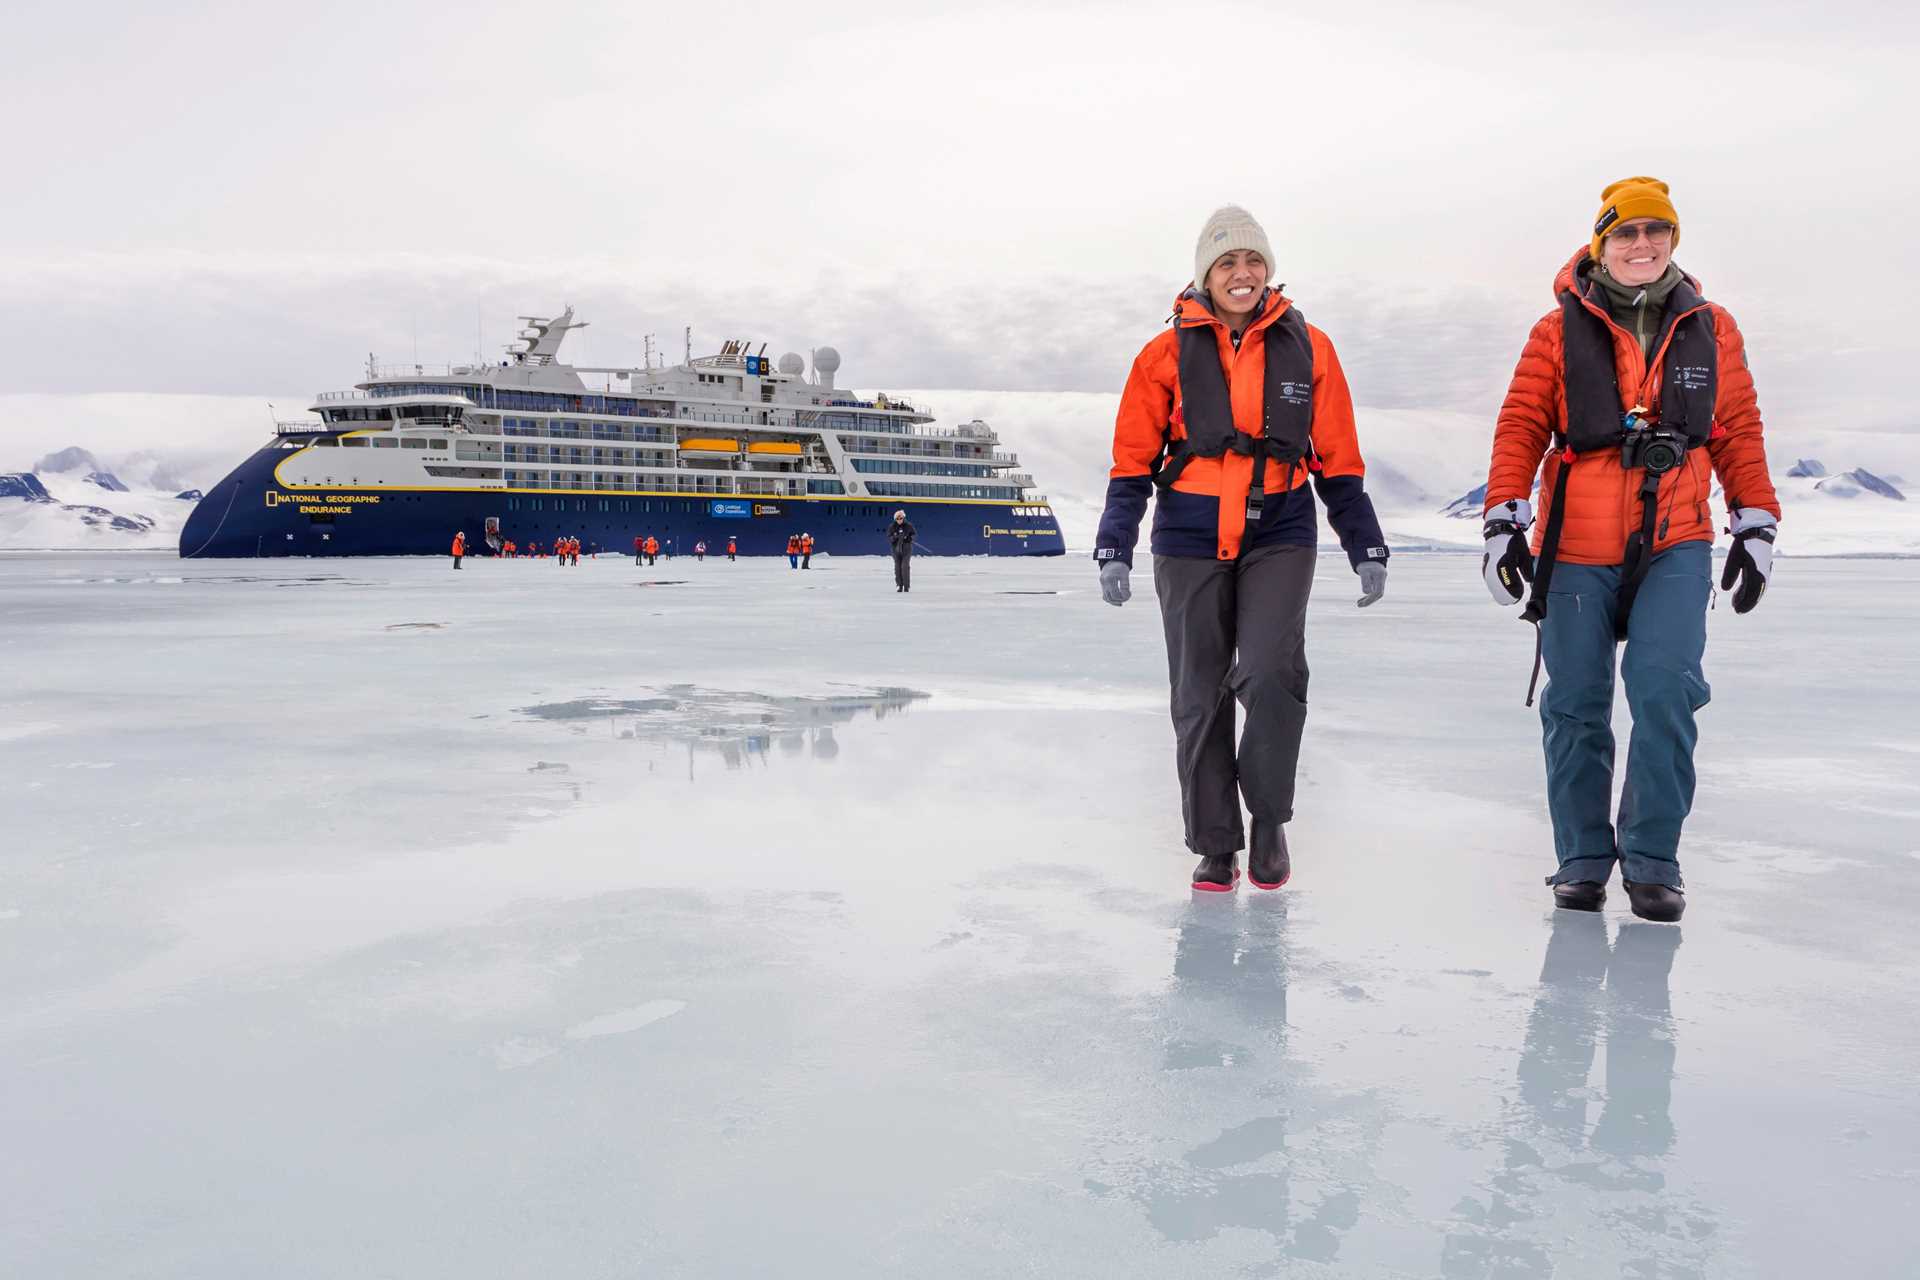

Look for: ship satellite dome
[812,346,842,374]
[777,352,805,375]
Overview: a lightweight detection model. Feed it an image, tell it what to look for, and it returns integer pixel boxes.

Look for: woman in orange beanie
[1480,177,1781,922]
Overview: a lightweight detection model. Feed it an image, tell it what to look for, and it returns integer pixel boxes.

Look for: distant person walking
[887,510,916,592]
[644,535,659,566]
[1481,177,1780,923]
[451,530,465,569]
[786,534,800,569]
[695,540,707,561]
[1093,205,1391,894]
[727,536,737,561]
[801,532,815,569]
[634,534,645,566]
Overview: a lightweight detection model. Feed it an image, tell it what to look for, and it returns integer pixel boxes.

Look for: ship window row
[499,416,671,442]
[502,445,675,463]
[850,459,995,478]
[803,412,908,433]
[314,437,444,449]
[864,481,1015,500]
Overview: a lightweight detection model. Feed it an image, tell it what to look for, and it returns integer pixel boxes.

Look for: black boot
[1191,853,1239,893]
[1248,824,1290,890]
[1623,880,1685,922]
[1552,880,1606,912]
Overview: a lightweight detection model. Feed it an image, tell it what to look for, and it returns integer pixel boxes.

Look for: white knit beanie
[1193,205,1274,295]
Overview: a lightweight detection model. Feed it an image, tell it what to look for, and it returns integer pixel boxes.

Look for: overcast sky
[3,0,1915,441]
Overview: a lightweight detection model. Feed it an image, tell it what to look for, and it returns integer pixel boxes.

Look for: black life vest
[1518,273,1722,675]
[1559,277,1716,453]
[1155,298,1314,490]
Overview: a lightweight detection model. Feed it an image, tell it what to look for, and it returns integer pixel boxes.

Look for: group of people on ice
[785,533,816,568]
[450,532,587,565]
[1095,181,1777,923]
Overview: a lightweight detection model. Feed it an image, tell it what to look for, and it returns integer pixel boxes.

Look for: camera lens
[1644,440,1681,473]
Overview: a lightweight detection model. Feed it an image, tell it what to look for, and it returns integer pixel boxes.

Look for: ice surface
[3,550,1918,1277]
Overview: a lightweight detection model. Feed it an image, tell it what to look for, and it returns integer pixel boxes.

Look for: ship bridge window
[313,437,339,447]
[341,436,369,447]
[429,438,448,449]
[402,438,428,449]
[372,437,398,448]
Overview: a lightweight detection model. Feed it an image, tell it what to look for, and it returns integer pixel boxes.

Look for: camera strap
[1614,465,1666,642]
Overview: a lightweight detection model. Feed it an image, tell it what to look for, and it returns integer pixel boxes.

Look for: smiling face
[1204,249,1269,323]
[1601,218,1674,287]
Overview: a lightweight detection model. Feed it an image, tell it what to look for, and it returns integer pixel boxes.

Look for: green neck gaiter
[1589,261,1685,362]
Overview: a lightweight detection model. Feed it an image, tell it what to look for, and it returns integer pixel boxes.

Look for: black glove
[1720,508,1777,614]
[1481,499,1534,606]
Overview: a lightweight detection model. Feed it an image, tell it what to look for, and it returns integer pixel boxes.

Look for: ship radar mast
[507,306,587,366]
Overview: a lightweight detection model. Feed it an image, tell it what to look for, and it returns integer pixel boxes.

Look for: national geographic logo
[267,491,380,516]
[266,491,381,507]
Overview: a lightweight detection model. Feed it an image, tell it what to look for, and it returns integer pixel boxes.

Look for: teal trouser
[1538,541,1711,888]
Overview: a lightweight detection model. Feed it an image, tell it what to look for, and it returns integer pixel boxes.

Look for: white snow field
[3,550,1917,1278]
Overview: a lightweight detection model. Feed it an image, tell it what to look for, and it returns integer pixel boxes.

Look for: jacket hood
[1172,285,1293,330]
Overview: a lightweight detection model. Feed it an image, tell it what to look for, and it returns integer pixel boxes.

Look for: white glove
[1482,498,1534,606]
[1099,560,1131,607]
[1721,508,1776,614]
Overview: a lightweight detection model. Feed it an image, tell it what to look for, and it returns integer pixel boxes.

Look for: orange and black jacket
[1094,288,1387,568]
[1485,251,1779,563]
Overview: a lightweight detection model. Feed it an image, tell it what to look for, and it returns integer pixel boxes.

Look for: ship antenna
[684,325,692,367]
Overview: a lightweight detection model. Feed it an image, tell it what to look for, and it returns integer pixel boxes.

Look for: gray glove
[1099,560,1131,607]
[1356,561,1387,607]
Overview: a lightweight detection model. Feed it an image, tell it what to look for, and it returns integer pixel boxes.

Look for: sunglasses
[1608,221,1674,246]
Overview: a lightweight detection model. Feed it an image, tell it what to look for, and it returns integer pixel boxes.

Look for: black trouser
[802,552,811,569]
[1153,543,1315,856]
[892,549,911,589]
[452,554,462,569]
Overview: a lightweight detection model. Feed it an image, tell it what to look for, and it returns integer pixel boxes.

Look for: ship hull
[180,444,1066,558]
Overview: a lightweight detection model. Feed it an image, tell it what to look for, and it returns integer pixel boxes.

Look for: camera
[1620,425,1687,475]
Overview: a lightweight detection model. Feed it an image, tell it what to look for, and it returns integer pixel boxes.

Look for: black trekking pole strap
[1518,452,1574,707]
[1612,469,1665,642]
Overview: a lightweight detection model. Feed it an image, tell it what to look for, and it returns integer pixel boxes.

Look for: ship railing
[367,362,500,379]
[275,419,328,435]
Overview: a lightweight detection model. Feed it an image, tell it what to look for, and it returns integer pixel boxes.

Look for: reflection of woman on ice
[1095,206,1390,893]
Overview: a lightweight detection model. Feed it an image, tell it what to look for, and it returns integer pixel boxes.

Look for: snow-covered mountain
[0,447,202,550]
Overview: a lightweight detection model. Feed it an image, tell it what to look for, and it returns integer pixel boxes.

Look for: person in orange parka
[800,532,814,568]
[643,535,659,566]
[450,530,465,569]
[1092,205,1391,895]
[1480,176,1781,923]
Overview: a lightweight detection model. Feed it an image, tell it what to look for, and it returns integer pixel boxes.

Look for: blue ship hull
[180,444,1066,558]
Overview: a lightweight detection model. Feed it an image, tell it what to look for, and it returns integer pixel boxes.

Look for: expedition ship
[180,308,1063,558]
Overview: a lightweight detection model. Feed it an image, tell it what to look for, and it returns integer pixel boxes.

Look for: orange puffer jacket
[1485,251,1779,565]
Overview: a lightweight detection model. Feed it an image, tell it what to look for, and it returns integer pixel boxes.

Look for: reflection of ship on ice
[518,685,927,772]
[181,307,1063,558]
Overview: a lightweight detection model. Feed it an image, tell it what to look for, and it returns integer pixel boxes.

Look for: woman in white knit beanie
[1089,204,1392,893]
